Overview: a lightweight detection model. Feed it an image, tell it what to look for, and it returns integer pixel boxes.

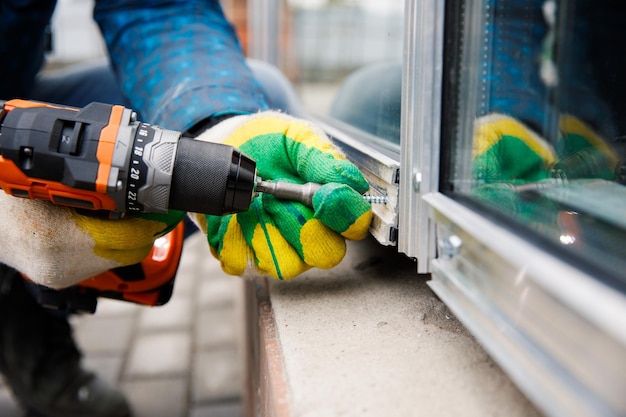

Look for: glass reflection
[284,0,403,144]
[463,0,626,282]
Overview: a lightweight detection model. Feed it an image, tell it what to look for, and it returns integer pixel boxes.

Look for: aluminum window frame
[423,2,626,416]
[247,1,626,416]
[397,0,445,272]
[424,192,626,417]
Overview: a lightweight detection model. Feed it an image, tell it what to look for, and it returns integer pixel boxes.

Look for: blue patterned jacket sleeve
[93,0,269,132]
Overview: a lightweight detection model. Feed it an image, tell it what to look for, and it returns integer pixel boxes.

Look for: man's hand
[191,111,373,280]
[0,193,186,289]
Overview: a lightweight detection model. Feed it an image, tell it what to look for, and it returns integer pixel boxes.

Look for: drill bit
[256,179,388,207]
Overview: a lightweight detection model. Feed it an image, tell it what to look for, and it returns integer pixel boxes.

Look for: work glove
[190,111,373,280]
[0,192,186,289]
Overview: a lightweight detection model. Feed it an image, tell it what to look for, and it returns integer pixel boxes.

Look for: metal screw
[438,235,462,258]
[413,172,422,192]
[363,194,388,204]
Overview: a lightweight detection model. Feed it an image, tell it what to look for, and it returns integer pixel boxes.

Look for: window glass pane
[445,0,626,284]
[283,0,404,146]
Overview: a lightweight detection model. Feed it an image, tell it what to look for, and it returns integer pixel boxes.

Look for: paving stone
[73,315,136,354]
[192,348,242,403]
[125,331,191,378]
[173,266,201,299]
[195,308,237,348]
[121,378,186,417]
[176,235,210,277]
[170,270,198,299]
[189,401,243,417]
[196,276,237,310]
[138,297,193,331]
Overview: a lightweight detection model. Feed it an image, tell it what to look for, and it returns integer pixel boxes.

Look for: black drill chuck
[169,138,256,215]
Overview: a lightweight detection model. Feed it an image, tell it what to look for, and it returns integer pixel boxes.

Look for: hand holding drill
[0,99,374,288]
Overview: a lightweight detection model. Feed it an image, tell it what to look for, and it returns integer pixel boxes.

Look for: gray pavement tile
[196,277,237,310]
[122,378,187,417]
[195,308,237,349]
[188,401,243,417]
[138,297,193,331]
[125,331,191,378]
[73,315,136,354]
[171,272,198,299]
[173,260,201,298]
[191,348,242,403]
[176,235,211,272]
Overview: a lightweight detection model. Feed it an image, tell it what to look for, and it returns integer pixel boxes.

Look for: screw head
[438,234,462,258]
[413,172,422,192]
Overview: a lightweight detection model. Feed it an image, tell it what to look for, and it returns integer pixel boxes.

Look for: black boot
[0,265,131,417]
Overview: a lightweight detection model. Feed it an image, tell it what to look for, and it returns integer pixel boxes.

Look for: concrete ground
[0,231,245,417]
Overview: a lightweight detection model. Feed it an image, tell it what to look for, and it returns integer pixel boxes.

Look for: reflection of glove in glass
[0,192,185,289]
[471,113,557,220]
[193,112,372,280]
[472,113,556,184]
[553,115,619,180]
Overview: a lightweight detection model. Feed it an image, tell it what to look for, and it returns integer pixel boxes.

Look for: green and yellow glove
[191,111,373,280]
[0,191,185,289]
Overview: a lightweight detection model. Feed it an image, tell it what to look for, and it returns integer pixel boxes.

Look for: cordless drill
[0,99,258,218]
[0,99,376,312]
[0,98,258,312]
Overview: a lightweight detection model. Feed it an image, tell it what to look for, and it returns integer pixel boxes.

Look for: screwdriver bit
[256,179,388,207]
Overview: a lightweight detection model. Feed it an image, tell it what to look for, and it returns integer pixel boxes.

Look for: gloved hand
[0,192,185,289]
[190,111,373,280]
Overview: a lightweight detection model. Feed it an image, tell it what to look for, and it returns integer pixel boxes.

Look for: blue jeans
[30,58,301,116]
